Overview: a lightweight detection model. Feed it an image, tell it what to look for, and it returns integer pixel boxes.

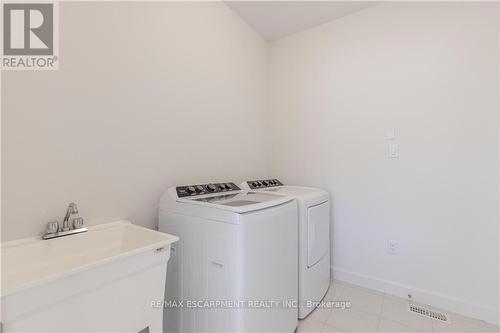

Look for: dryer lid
[259,186,328,205]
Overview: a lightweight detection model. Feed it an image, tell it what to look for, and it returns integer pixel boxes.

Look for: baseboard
[332,266,500,326]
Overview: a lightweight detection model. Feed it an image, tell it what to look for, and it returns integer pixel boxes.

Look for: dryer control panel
[246,179,283,189]
[176,182,240,198]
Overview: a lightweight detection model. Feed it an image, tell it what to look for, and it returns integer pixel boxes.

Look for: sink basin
[1,220,178,332]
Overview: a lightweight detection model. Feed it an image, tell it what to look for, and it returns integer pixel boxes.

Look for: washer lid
[178,191,294,213]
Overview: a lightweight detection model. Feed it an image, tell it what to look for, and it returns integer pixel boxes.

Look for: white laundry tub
[1,220,178,333]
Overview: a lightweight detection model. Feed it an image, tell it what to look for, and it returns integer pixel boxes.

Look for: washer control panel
[246,179,283,189]
[177,182,240,198]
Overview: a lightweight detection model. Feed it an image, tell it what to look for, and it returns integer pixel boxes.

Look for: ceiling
[226,1,380,41]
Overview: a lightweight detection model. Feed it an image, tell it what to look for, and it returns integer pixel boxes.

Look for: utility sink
[1,221,178,333]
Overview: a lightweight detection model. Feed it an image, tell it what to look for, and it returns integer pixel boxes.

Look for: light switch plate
[389,143,399,158]
[386,128,397,140]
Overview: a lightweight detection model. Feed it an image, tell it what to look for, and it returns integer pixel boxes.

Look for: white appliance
[241,179,330,319]
[159,182,298,333]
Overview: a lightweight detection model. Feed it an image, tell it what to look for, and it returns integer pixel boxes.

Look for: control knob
[225,183,232,190]
[187,186,196,194]
[195,185,204,193]
[262,180,269,186]
[207,184,216,192]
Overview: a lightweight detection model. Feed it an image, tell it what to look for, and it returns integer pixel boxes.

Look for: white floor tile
[432,309,490,333]
[324,280,346,301]
[298,318,326,333]
[378,318,423,332]
[489,324,500,333]
[380,296,433,332]
[339,281,384,296]
[307,306,334,323]
[322,323,347,333]
[326,307,380,332]
[311,280,495,333]
[340,284,384,316]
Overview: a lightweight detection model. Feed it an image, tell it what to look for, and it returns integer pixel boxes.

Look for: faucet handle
[72,217,84,229]
[68,202,78,215]
[46,221,59,234]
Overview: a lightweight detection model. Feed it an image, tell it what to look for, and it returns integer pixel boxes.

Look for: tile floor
[298,280,499,333]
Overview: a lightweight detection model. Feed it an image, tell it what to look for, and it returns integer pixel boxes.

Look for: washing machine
[159,182,298,333]
[240,179,330,319]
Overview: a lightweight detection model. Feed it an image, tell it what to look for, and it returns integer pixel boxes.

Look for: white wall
[269,1,499,324]
[1,2,270,241]
[2,0,499,325]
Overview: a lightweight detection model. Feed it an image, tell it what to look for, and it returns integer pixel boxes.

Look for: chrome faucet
[43,202,87,240]
[62,202,78,231]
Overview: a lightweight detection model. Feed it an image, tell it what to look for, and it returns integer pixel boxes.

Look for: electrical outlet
[388,240,399,255]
